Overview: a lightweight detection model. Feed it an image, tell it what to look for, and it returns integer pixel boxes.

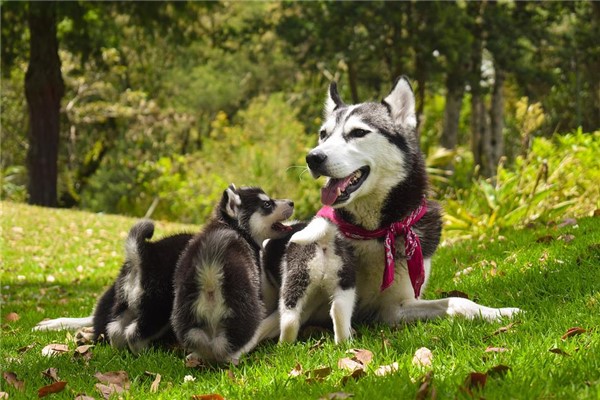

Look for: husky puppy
[171,184,294,364]
[278,220,356,344]
[288,76,520,326]
[34,220,193,354]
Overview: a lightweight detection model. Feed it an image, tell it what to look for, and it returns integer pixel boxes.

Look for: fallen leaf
[485,346,509,353]
[487,364,511,377]
[305,366,332,383]
[374,362,399,377]
[5,312,20,322]
[191,394,225,400]
[483,322,518,340]
[94,371,129,387]
[17,343,37,354]
[151,374,161,393]
[412,347,433,367]
[41,368,60,382]
[38,381,67,398]
[74,394,95,400]
[464,372,487,390]
[75,327,95,346]
[535,235,554,243]
[319,392,354,399]
[561,327,587,340]
[347,348,373,367]
[549,347,570,356]
[75,345,93,354]
[0,392,9,399]
[340,369,366,385]
[558,234,575,243]
[289,363,303,377]
[3,371,25,391]
[338,358,363,372]
[41,344,69,357]
[558,218,577,228]
[415,371,434,400]
[95,383,124,400]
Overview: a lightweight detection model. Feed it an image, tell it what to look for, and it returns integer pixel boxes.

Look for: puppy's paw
[290,218,329,245]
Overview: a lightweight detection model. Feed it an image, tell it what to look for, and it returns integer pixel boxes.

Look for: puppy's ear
[382,76,416,128]
[324,81,344,120]
[224,184,241,218]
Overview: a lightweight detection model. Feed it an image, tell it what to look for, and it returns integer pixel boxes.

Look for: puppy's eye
[348,129,369,138]
[262,201,272,209]
[319,130,327,140]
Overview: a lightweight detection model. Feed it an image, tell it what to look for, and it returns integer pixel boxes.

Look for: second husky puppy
[278,219,356,344]
[171,184,294,363]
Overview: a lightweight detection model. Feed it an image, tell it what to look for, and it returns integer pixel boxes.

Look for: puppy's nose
[306,150,327,170]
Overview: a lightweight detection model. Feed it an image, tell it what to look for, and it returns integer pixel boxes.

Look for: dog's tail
[125,219,155,268]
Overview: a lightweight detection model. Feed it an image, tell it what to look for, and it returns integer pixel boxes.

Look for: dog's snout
[306,150,327,169]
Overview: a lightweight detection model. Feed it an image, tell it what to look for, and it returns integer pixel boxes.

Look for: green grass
[1,201,599,399]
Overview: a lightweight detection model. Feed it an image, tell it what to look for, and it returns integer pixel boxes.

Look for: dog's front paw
[290,218,329,245]
[480,306,523,322]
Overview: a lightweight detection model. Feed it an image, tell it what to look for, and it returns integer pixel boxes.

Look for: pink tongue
[321,176,352,206]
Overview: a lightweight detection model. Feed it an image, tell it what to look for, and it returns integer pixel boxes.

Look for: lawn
[1,201,599,399]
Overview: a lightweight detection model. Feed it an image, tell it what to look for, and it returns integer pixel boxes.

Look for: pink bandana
[317,197,427,297]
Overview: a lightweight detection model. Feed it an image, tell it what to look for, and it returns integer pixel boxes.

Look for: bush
[443,129,599,241]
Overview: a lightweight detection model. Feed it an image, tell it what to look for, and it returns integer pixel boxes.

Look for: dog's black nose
[306,150,327,170]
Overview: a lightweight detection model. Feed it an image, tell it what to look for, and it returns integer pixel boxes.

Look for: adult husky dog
[288,76,520,326]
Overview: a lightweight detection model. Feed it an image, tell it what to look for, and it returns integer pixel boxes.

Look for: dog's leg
[330,288,356,344]
[33,316,94,331]
[239,310,281,355]
[289,217,330,245]
[279,307,302,343]
[379,297,521,323]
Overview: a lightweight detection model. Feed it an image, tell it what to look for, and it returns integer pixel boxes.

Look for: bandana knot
[316,197,427,298]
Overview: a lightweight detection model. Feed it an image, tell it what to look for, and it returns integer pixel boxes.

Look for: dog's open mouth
[321,166,370,206]
[271,222,293,232]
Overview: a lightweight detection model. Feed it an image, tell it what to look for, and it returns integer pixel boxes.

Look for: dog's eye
[262,201,272,209]
[348,129,369,138]
[319,130,327,140]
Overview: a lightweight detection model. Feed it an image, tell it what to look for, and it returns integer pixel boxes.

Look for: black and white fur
[171,184,294,364]
[292,76,521,324]
[34,220,193,354]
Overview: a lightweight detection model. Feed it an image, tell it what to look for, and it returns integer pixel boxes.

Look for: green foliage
[81,93,321,223]
[444,130,599,241]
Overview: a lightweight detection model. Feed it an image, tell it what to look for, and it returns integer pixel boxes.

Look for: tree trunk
[441,71,465,150]
[25,1,64,207]
[489,67,505,169]
[347,60,359,104]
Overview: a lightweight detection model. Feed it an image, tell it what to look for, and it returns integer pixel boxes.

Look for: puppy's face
[222,185,294,245]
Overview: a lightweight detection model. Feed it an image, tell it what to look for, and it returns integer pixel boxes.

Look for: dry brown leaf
[337,357,363,372]
[289,363,303,377]
[535,235,554,243]
[549,347,570,356]
[191,394,225,400]
[306,366,332,381]
[38,381,67,398]
[3,371,25,391]
[561,327,587,340]
[374,362,399,377]
[484,346,509,353]
[412,347,433,367]
[41,368,60,382]
[483,322,518,340]
[150,373,161,393]
[347,348,373,367]
[340,369,366,385]
[74,394,95,400]
[464,372,487,390]
[41,343,69,357]
[487,364,511,377]
[5,312,20,322]
[558,234,575,243]
[319,392,354,399]
[95,383,124,400]
[415,371,434,400]
[17,343,37,354]
[94,371,130,391]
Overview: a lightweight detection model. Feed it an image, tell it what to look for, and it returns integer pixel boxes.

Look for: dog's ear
[223,184,242,218]
[324,81,344,120]
[382,76,416,128]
